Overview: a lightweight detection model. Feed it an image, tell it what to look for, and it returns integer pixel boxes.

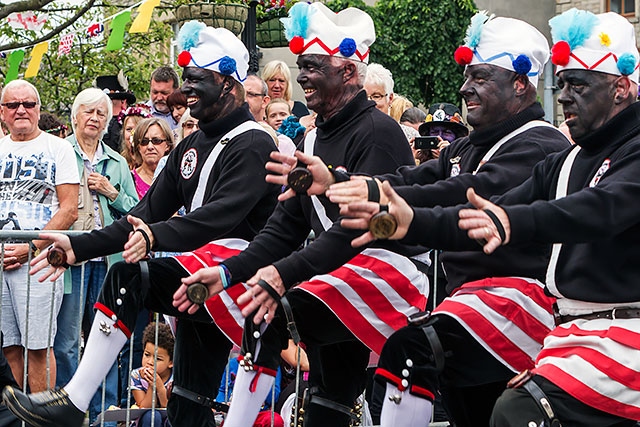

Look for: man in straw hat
[173,3,426,426]
[3,22,280,427]
[269,10,572,426]
[339,8,640,427]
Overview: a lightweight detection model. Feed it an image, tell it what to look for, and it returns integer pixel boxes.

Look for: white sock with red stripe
[223,367,276,427]
[380,383,432,427]
[64,310,128,412]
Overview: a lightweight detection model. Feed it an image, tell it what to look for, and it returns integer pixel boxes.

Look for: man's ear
[223,77,234,93]
[613,75,632,104]
[513,74,529,96]
[343,62,357,83]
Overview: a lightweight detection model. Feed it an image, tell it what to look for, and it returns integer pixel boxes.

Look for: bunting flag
[86,22,105,38]
[57,33,75,56]
[7,12,47,31]
[129,0,160,33]
[4,50,25,84]
[106,11,132,51]
[24,41,49,78]
[0,0,158,79]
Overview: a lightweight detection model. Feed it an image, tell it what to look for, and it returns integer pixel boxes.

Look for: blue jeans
[53,261,118,426]
[136,409,169,427]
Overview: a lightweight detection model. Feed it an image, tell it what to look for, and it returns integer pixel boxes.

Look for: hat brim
[419,121,469,138]
[107,92,136,105]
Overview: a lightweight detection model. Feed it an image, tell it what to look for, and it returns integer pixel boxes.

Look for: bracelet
[366,178,380,202]
[483,209,507,243]
[219,265,232,290]
[29,241,38,256]
[134,229,152,255]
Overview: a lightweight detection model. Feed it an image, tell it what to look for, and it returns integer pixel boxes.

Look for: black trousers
[376,314,515,427]
[491,375,638,427]
[99,259,233,427]
[246,288,370,427]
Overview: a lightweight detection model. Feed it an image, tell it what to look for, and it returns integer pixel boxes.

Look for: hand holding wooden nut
[46,247,69,268]
[287,167,313,194]
[368,206,398,239]
[186,283,209,305]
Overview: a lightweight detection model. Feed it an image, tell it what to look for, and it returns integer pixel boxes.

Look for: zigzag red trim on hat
[569,52,614,70]
[296,36,370,62]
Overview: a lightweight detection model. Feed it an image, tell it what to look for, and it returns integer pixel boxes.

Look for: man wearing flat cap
[95,72,136,151]
[170,3,426,426]
[4,23,280,427]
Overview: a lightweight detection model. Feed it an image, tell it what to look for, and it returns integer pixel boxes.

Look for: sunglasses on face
[1,101,38,110]
[139,137,167,146]
[182,122,199,129]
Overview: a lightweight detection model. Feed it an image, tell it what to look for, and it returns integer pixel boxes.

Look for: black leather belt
[172,385,229,412]
[554,307,640,326]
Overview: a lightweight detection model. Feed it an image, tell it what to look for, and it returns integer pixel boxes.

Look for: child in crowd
[264,99,297,156]
[130,323,174,427]
[265,98,291,133]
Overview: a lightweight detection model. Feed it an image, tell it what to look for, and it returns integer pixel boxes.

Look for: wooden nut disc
[47,247,68,267]
[287,167,313,194]
[186,283,209,305]
[369,211,398,239]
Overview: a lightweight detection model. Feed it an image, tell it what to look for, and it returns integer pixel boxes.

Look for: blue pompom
[278,115,305,139]
[339,38,357,57]
[549,8,598,50]
[512,54,532,75]
[282,2,314,40]
[177,20,206,51]
[218,56,237,76]
[617,53,637,76]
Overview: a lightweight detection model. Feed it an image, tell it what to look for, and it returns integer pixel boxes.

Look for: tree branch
[0,0,98,52]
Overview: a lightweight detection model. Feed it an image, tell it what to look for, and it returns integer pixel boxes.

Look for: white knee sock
[380,383,432,427]
[64,311,128,412]
[223,367,275,427]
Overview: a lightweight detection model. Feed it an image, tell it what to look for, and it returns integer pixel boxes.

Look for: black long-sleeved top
[404,102,640,303]
[223,91,421,287]
[70,104,280,260]
[377,103,569,292]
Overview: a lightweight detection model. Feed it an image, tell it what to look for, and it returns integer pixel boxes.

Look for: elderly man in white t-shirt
[0,80,78,393]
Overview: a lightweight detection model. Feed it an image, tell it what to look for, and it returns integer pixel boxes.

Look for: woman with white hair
[55,87,138,426]
[364,63,395,115]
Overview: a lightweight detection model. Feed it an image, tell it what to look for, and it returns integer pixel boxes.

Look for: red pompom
[177,51,192,68]
[454,46,474,66]
[551,41,571,66]
[289,36,305,55]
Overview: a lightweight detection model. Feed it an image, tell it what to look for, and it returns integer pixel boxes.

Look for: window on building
[608,0,635,16]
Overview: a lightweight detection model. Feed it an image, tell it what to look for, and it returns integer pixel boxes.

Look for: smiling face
[459,64,521,130]
[557,69,619,141]
[75,102,109,144]
[296,55,353,119]
[181,67,226,123]
[0,84,41,141]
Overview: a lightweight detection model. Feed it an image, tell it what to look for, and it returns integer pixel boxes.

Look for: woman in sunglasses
[131,117,174,199]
